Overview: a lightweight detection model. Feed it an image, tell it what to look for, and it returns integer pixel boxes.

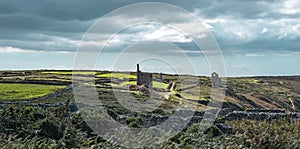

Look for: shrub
[39,118,64,140]
[278,81,284,85]
[203,125,223,138]
[152,108,167,115]
[126,116,143,128]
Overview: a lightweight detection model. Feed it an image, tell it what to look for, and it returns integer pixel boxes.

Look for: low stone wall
[114,109,233,133]
[245,109,286,113]
[0,80,70,86]
[222,111,300,121]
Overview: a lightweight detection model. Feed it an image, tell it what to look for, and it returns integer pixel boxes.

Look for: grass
[180,92,200,100]
[289,97,296,110]
[119,81,136,86]
[0,83,66,101]
[41,71,96,75]
[153,81,169,89]
[0,104,299,148]
[168,118,300,148]
[225,119,300,148]
[1,70,300,111]
[97,73,136,79]
[173,86,211,100]
[0,70,300,148]
[119,81,169,89]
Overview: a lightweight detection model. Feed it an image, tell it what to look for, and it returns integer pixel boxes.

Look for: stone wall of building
[136,64,153,88]
[212,72,222,88]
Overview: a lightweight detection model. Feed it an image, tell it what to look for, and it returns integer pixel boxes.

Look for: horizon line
[0,69,300,78]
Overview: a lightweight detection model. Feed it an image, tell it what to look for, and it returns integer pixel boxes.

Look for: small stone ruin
[211,72,222,88]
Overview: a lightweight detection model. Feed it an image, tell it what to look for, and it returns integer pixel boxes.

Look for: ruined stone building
[155,73,163,82]
[136,64,153,88]
[159,72,163,81]
[211,72,222,88]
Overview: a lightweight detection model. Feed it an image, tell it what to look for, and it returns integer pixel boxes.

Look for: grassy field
[0,70,299,148]
[41,71,97,75]
[1,70,300,111]
[41,71,137,79]
[0,83,66,101]
[120,81,169,89]
[97,73,137,79]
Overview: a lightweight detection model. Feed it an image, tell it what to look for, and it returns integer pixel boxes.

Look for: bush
[278,81,284,85]
[203,125,223,138]
[39,118,64,140]
[152,108,167,115]
[126,116,143,128]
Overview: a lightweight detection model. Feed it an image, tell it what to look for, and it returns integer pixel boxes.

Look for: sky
[0,0,299,76]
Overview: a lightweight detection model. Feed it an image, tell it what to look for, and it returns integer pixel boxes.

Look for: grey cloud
[236,38,300,52]
[0,14,93,33]
[196,0,300,19]
[0,0,210,21]
[0,0,299,55]
[0,0,123,21]
[0,0,298,26]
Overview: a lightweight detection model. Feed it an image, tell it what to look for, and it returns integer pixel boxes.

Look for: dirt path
[164,82,175,99]
[163,82,204,110]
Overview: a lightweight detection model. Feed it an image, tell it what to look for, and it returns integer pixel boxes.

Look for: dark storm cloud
[0,13,94,33]
[0,0,296,28]
[0,0,299,54]
[0,0,211,21]
[0,0,122,21]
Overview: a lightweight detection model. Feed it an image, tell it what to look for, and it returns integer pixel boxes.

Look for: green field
[120,81,169,89]
[41,71,96,75]
[97,73,137,79]
[41,72,138,79]
[0,70,299,148]
[0,83,66,101]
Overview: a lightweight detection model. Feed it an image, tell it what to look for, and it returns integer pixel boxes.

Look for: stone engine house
[136,64,153,88]
[211,72,222,88]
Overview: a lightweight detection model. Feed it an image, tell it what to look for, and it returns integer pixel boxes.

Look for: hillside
[0,70,299,148]
[0,70,299,112]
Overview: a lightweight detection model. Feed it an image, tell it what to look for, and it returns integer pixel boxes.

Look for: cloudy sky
[0,0,299,76]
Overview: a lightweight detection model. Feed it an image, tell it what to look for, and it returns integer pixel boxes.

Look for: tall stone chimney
[160,72,163,81]
[137,64,140,85]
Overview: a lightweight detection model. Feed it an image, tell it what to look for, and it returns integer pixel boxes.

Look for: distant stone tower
[136,64,153,88]
[211,72,222,88]
[159,72,163,81]
[137,64,141,85]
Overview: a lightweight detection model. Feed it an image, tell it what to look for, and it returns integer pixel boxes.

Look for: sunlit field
[0,83,65,101]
